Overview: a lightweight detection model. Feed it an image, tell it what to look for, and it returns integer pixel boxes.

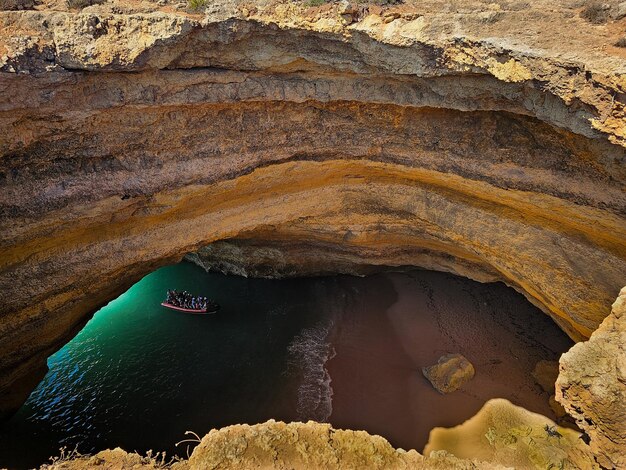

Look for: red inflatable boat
[160,302,220,315]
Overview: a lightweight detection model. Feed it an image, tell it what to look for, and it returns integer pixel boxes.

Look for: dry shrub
[580,1,610,24]
[66,0,105,9]
[188,0,206,10]
[0,0,36,10]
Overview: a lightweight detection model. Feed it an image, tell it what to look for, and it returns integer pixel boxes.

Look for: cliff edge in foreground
[36,417,545,469]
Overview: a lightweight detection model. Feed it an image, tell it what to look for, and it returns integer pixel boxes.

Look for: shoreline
[326,270,573,451]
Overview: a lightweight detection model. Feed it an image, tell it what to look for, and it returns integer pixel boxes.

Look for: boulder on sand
[422,353,475,394]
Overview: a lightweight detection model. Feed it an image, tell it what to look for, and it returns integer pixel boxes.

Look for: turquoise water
[0,262,343,469]
[0,263,572,469]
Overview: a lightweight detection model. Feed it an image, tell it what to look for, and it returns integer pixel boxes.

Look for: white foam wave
[287,321,336,422]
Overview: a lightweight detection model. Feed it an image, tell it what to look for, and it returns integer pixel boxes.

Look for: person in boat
[165,290,216,311]
[168,289,184,307]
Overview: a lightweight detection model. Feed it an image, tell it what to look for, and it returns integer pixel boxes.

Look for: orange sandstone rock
[422,354,476,394]
[556,286,626,469]
[424,398,598,469]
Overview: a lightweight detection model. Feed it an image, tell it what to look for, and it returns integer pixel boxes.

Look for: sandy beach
[327,270,573,451]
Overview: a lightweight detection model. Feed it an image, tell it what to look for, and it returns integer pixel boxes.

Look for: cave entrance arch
[2,104,625,421]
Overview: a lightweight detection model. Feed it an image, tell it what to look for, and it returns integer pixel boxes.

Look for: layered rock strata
[0,0,625,422]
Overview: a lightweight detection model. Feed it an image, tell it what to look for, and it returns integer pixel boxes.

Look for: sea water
[0,262,572,469]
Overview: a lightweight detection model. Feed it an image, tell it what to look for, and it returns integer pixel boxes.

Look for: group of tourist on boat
[164,289,217,312]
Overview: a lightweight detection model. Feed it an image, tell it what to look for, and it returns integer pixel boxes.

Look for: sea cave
[0,0,625,468]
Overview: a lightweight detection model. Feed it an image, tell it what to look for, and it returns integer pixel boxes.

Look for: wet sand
[327,270,573,452]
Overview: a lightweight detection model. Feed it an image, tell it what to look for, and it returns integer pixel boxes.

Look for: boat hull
[161,302,219,315]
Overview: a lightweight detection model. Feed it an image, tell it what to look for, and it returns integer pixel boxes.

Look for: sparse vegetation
[0,0,37,11]
[580,1,610,24]
[142,449,176,468]
[66,0,105,9]
[303,0,403,6]
[175,430,203,459]
[187,0,206,10]
[41,446,84,468]
[615,37,626,48]
[42,445,183,469]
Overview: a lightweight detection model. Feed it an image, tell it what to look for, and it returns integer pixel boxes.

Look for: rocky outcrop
[422,353,475,394]
[1,0,625,420]
[424,398,598,469]
[188,420,424,469]
[44,420,509,470]
[556,286,626,469]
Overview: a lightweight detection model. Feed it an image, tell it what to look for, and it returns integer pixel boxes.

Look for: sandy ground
[327,270,573,451]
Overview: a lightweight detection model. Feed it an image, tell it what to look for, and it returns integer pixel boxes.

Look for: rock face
[0,0,625,421]
[424,398,598,469]
[44,420,508,470]
[188,420,424,469]
[422,353,476,394]
[556,286,626,469]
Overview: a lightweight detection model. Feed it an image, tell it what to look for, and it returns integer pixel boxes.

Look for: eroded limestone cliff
[556,285,626,469]
[37,419,520,469]
[0,0,625,444]
[36,401,601,470]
